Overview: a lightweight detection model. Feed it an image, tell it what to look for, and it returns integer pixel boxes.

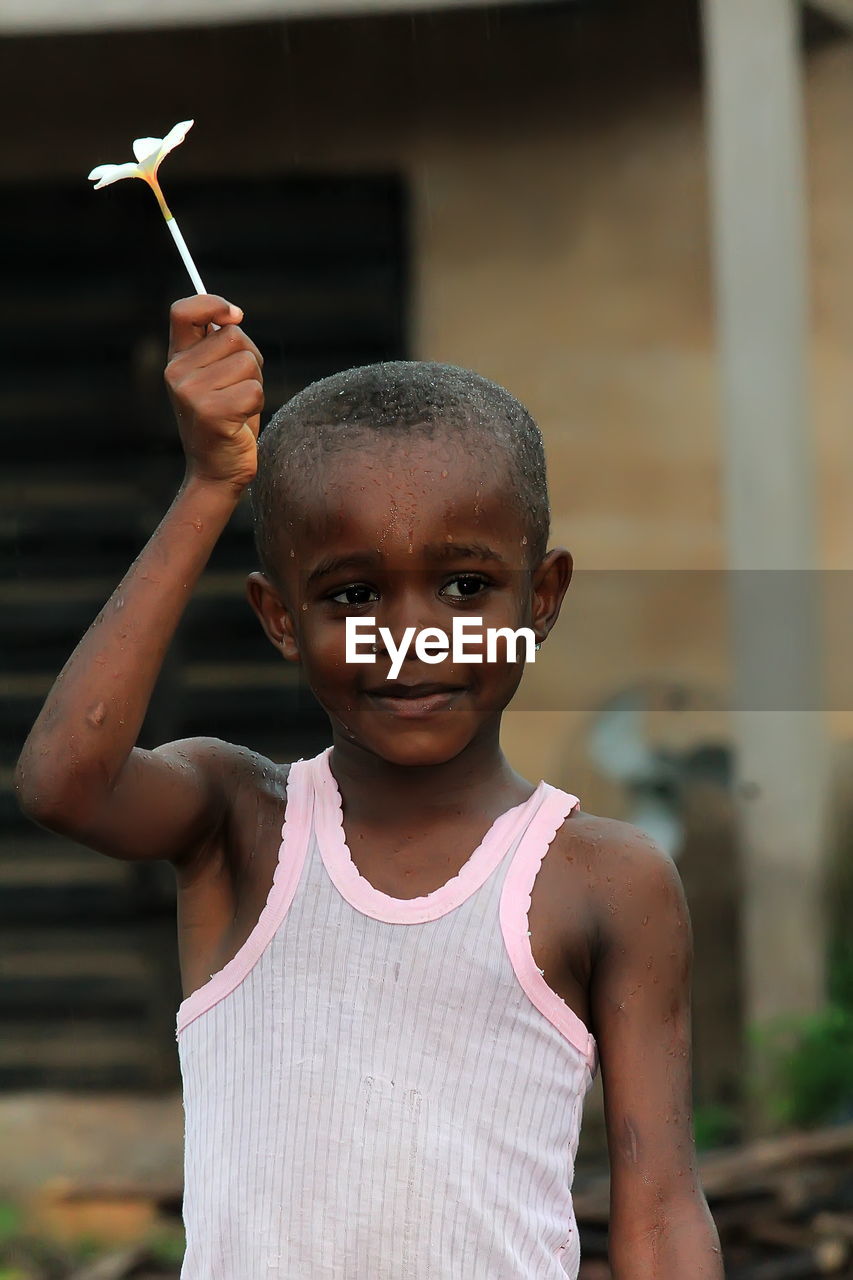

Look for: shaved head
[249,360,551,583]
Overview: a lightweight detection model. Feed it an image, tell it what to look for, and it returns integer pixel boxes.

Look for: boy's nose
[369,623,452,660]
[373,588,444,642]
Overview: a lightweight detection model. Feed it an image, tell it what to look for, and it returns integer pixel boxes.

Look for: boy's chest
[346,822,594,1027]
[180,785,596,1039]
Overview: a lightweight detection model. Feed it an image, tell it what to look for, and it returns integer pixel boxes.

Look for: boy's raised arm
[14,295,265,868]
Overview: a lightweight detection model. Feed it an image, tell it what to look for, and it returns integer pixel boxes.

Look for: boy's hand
[165,294,265,493]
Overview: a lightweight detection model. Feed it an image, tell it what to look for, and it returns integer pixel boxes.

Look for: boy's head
[250,360,550,584]
[247,360,571,768]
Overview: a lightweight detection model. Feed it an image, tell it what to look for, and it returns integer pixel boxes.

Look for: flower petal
[87,162,142,188]
[132,136,162,163]
[158,119,194,160]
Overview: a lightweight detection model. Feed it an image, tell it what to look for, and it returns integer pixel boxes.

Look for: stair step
[0,976,152,1019]
[0,849,132,886]
[2,924,166,954]
[0,948,149,981]
[0,1022,159,1076]
[0,509,150,577]
[0,883,143,924]
[0,570,250,605]
[0,661,293,700]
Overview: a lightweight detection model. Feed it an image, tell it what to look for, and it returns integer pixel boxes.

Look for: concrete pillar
[702,0,831,1132]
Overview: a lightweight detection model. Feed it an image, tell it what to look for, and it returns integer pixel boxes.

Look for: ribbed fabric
[176,747,599,1279]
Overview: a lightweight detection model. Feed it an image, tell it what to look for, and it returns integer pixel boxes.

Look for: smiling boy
[16,295,723,1278]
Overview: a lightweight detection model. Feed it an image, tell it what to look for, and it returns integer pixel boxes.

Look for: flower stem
[147,174,208,297]
[164,214,208,296]
[148,175,173,222]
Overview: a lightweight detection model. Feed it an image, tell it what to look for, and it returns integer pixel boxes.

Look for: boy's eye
[441,574,490,600]
[329,583,379,606]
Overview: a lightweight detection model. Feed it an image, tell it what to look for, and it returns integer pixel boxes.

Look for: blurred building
[1,0,852,1168]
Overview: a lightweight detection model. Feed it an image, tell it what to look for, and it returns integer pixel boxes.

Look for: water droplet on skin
[302,603,308,611]
[521,536,528,546]
[441,470,448,479]
[115,597,124,609]
[85,703,107,728]
[290,549,295,558]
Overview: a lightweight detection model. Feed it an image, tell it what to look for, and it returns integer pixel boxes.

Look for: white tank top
[176,747,599,1278]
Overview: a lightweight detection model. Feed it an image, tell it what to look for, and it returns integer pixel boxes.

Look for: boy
[15,295,723,1278]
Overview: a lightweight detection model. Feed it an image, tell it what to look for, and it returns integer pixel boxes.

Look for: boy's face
[247,433,571,769]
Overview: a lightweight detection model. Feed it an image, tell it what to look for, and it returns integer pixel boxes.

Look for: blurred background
[2,0,853,1275]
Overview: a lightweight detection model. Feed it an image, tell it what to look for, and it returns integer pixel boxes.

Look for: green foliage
[0,1203,184,1277]
[0,1207,22,1247]
[0,1231,71,1280]
[145,1225,186,1265]
[748,1001,853,1129]
[692,1101,740,1151]
[828,928,853,1012]
[68,1236,102,1265]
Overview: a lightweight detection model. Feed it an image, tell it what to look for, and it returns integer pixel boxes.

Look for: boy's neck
[327,726,534,828]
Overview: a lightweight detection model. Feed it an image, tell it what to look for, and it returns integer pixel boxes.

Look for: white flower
[87,120,207,295]
[87,120,194,211]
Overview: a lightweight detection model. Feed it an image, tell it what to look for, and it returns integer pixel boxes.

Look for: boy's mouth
[369,680,465,698]
[365,681,467,718]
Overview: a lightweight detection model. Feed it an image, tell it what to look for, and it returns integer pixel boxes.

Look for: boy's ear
[245,571,301,663]
[530,548,573,645]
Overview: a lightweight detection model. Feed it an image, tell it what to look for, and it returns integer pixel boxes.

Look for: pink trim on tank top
[174,747,599,1081]
[315,747,548,925]
[175,760,314,1036]
[500,785,599,1079]
[317,750,598,1077]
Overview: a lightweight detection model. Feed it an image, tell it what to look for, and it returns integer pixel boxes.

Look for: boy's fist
[164,295,265,492]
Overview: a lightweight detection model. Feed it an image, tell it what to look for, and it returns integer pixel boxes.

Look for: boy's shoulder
[550,804,683,954]
[160,735,290,869]
[554,804,668,867]
[158,734,291,802]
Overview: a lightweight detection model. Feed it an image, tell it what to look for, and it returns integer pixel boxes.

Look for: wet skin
[17,289,716,1267]
[246,434,572,825]
[226,434,592,1018]
[177,438,713,1265]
